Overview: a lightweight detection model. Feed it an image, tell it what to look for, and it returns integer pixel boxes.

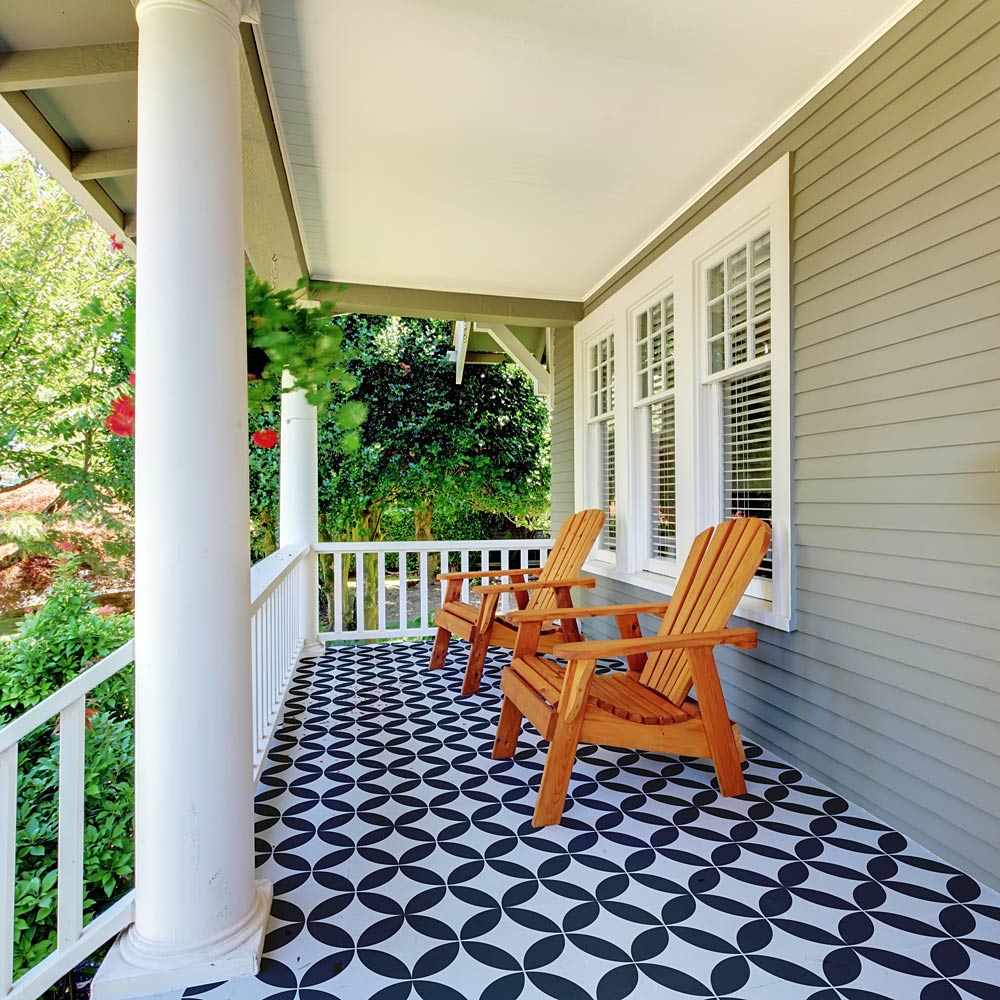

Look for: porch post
[279,377,324,655]
[92,0,270,996]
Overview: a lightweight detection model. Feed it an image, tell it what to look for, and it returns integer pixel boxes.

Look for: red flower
[105,395,135,437]
[54,541,75,552]
[109,233,124,252]
[128,372,136,387]
[252,428,278,449]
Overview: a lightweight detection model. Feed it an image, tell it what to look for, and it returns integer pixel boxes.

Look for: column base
[300,637,326,659]
[91,881,273,1000]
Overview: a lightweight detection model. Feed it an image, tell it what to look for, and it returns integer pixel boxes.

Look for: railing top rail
[250,544,309,614]
[0,639,135,753]
[313,538,555,555]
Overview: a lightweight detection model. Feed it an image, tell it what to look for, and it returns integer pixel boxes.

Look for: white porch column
[279,377,324,655]
[93,0,270,996]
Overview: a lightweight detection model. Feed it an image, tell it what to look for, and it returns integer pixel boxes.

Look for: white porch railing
[315,538,554,642]
[0,545,308,1000]
[250,545,309,779]
[0,641,136,1000]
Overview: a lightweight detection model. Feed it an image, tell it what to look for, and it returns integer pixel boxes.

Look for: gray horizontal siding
[549,327,575,534]
[555,0,1000,889]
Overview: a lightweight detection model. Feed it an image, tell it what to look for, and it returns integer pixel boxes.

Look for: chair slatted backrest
[527,509,605,613]
[640,518,771,704]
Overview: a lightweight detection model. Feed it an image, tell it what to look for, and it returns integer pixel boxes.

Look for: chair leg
[532,658,595,827]
[689,647,746,797]
[492,695,523,759]
[429,626,451,670]
[462,592,499,696]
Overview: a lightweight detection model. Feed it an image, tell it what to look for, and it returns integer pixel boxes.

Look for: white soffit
[258,0,913,300]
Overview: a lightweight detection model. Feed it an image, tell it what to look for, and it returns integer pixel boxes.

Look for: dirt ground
[0,479,134,618]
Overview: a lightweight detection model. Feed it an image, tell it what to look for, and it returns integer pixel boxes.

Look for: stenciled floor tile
[177,640,1000,1000]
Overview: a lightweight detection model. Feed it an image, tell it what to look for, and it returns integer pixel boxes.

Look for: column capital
[134,0,260,30]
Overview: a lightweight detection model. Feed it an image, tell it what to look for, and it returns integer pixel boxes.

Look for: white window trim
[574,154,795,631]
[627,280,679,579]
[575,320,619,565]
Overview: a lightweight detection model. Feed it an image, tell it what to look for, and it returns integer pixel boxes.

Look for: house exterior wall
[550,326,576,533]
[553,0,1000,888]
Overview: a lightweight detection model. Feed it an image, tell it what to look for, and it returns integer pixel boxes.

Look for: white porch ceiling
[258,0,912,301]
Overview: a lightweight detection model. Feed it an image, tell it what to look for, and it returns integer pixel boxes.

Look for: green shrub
[0,561,135,981]
[0,559,134,725]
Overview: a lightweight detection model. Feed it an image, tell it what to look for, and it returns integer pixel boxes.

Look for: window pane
[753,275,771,316]
[600,418,616,551]
[728,247,747,286]
[752,231,770,274]
[753,315,771,357]
[651,302,662,331]
[731,327,748,366]
[709,299,725,337]
[708,262,725,299]
[722,369,772,578]
[710,336,725,373]
[649,398,676,559]
[729,286,747,327]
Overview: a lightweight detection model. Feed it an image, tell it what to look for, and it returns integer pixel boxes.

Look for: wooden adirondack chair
[493,517,771,827]
[429,509,605,696]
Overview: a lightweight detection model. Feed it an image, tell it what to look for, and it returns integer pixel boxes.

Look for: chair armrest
[436,568,541,582]
[552,627,757,660]
[505,601,670,623]
[472,577,596,595]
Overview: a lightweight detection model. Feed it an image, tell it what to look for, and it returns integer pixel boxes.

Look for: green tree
[0,155,134,561]
[248,315,551,627]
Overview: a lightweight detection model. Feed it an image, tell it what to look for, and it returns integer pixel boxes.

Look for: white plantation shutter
[588,331,616,551]
[722,367,773,577]
[600,418,616,550]
[636,293,676,562]
[649,398,676,558]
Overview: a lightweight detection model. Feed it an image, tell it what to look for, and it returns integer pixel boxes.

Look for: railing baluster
[1,743,17,999]
[419,551,429,629]
[377,552,386,632]
[500,547,510,613]
[355,551,365,635]
[334,550,343,636]
[57,699,86,950]
[460,549,469,603]
[398,550,407,633]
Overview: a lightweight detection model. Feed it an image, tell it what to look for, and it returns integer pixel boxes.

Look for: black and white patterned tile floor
[182,641,1000,1000]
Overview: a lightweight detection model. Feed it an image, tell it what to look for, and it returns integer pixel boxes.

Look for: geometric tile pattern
[183,641,1000,1000]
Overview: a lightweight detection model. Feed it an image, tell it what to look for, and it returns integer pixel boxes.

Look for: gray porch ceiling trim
[0,42,136,91]
[239,24,309,290]
[311,281,583,327]
[0,89,130,249]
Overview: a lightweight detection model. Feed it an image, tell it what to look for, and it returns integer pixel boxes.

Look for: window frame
[573,154,794,630]
[577,322,619,563]
[630,283,679,577]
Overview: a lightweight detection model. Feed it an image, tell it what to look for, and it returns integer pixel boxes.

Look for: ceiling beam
[477,323,551,396]
[311,281,584,328]
[71,145,137,181]
[0,43,137,92]
[240,25,309,290]
[0,91,134,257]
[450,320,471,385]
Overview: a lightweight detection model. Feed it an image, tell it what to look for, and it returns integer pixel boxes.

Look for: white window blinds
[722,367,773,578]
[588,332,616,551]
[636,294,676,561]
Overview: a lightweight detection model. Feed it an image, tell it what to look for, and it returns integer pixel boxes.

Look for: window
[587,331,616,551]
[573,155,792,629]
[704,232,774,579]
[635,294,677,561]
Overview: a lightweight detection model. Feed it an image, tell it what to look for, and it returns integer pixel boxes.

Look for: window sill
[582,559,795,633]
